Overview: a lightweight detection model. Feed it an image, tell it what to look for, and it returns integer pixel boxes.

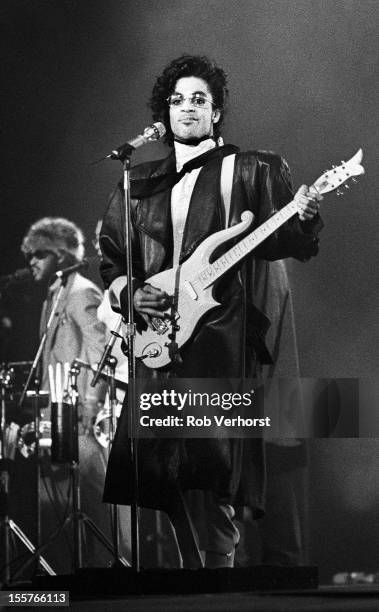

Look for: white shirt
[171,138,217,265]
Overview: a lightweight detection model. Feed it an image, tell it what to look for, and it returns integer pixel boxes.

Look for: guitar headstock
[312,149,365,195]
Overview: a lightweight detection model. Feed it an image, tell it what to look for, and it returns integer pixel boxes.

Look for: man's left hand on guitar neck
[295,184,323,221]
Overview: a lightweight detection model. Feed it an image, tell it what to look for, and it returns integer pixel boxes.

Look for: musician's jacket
[40,272,107,422]
[99,142,323,514]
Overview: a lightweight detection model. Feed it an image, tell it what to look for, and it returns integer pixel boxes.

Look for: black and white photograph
[0,1,378,610]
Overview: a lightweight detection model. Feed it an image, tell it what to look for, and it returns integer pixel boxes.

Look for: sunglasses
[24,249,55,263]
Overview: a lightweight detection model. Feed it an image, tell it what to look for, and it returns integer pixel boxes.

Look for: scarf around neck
[129,143,239,199]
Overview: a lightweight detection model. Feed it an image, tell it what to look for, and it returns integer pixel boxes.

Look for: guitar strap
[220,153,236,228]
[220,153,273,364]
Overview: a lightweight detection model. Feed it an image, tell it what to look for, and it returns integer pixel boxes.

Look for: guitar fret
[197,266,214,286]
[246,235,258,246]
[232,244,242,257]
[196,198,302,289]
[219,255,228,268]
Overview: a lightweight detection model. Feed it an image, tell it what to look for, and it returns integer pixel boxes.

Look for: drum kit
[1,360,125,459]
[0,362,49,460]
[0,358,128,585]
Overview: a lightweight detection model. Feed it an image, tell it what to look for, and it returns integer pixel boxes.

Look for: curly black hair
[150,55,228,146]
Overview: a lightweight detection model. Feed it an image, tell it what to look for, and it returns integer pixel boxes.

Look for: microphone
[0,268,32,287]
[108,122,166,160]
[55,259,89,280]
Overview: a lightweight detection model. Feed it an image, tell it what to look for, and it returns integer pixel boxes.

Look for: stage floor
[66,585,379,612]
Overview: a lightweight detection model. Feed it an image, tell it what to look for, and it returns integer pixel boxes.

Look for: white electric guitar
[132,149,364,368]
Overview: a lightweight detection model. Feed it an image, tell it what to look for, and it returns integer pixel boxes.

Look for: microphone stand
[12,276,69,579]
[18,278,68,409]
[105,355,121,563]
[103,127,165,573]
[121,147,140,572]
[14,275,67,578]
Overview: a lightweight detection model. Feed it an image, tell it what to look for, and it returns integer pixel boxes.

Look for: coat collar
[130,144,239,199]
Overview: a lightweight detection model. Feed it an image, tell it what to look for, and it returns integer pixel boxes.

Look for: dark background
[1,0,378,581]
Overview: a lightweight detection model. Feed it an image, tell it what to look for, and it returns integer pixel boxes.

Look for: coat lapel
[41,275,73,390]
[179,156,224,263]
[133,153,175,252]
[44,275,74,351]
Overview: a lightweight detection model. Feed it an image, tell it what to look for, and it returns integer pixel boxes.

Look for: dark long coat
[99,145,322,516]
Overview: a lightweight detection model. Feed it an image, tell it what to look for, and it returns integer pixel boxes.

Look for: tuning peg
[352,178,358,183]
[340,160,345,164]
[344,183,350,190]
[336,189,344,196]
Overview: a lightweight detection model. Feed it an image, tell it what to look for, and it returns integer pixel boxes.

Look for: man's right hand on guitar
[134,283,170,327]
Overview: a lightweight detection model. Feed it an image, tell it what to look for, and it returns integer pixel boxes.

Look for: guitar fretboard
[194,199,299,289]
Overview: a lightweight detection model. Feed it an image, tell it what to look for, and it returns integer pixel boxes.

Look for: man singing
[100,55,323,568]
[21,217,106,429]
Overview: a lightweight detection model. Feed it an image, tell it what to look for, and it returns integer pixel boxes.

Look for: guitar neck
[195,198,299,288]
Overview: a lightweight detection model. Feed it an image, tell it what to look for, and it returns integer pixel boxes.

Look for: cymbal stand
[63,362,129,571]
[90,314,129,565]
